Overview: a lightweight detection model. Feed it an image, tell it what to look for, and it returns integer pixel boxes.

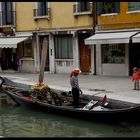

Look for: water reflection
[0,105,139,137]
[0,91,139,138]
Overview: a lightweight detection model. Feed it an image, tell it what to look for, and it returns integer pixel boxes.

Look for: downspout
[93,2,97,75]
[129,31,140,75]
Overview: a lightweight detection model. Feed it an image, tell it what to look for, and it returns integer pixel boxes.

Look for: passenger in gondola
[70,68,83,108]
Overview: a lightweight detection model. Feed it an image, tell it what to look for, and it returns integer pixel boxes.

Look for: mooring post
[38,37,48,84]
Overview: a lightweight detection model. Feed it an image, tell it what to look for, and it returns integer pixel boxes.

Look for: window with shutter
[97,2,120,15]
[103,2,114,14]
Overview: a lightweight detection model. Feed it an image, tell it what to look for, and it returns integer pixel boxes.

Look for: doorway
[78,34,91,73]
[129,43,140,75]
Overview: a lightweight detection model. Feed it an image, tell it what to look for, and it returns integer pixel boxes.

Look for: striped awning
[0,36,30,48]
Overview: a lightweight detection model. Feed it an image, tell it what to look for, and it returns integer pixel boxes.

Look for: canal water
[0,92,140,137]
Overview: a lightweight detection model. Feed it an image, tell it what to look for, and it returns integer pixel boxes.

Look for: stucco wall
[98,2,140,30]
[16,2,93,31]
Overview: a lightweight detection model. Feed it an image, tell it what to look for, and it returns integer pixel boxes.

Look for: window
[103,2,114,14]
[1,2,13,25]
[74,2,92,13]
[54,36,73,59]
[23,40,32,57]
[101,44,125,64]
[128,2,140,11]
[37,2,48,16]
[79,2,88,12]
[97,2,120,15]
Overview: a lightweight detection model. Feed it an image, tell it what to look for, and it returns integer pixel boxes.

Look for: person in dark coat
[12,52,18,71]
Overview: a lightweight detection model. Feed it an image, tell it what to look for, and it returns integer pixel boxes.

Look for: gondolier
[70,68,83,108]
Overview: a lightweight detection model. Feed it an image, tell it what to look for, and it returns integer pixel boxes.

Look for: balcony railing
[73,3,93,15]
[0,11,15,27]
[33,8,51,19]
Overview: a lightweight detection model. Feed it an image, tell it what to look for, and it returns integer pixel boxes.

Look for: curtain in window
[54,36,73,59]
[37,2,48,16]
[2,2,12,25]
[78,2,89,12]
[97,2,120,15]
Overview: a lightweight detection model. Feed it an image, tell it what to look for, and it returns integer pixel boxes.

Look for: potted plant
[104,3,114,13]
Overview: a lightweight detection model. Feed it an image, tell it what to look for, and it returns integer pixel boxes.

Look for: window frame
[101,44,125,64]
[23,40,32,58]
[128,2,140,12]
[54,35,73,59]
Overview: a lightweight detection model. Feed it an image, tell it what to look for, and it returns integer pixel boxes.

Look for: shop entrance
[129,43,140,75]
[0,48,18,71]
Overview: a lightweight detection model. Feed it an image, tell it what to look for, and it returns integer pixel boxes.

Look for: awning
[133,33,140,43]
[85,31,138,45]
[0,36,30,48]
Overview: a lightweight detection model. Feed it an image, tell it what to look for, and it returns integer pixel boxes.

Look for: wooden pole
[38,37,48,84]
[32,37,48,90]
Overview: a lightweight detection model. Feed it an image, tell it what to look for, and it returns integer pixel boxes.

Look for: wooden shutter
[96,2,103,15]
[114,2,120,13]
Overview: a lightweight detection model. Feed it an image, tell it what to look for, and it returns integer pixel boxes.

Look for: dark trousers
[72,88,80,107]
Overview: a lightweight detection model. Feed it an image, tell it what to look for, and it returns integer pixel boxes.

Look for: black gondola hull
[3,89,140,122]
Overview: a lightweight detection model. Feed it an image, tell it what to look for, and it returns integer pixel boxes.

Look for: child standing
[131,67,140,90]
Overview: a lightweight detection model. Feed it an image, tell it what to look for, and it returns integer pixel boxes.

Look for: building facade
[85,2,140,76]
[15,2,94,74]
[2,2,140,76]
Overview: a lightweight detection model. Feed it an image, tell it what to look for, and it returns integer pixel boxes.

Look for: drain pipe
[92,2,97,75]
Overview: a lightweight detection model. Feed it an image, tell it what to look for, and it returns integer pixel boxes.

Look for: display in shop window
[101,44,125,64]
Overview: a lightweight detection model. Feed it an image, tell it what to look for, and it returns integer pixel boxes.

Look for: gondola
[0,76,140,122]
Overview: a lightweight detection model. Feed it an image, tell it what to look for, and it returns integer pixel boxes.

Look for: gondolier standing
[70,68,83,107]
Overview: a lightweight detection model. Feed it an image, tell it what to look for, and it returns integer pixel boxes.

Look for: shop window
[23,40,32,57]
[54,35,73,59]
[101,44,125,64]
[128,2,140,11]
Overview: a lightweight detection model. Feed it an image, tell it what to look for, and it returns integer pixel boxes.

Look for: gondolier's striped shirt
[70,75,80,90]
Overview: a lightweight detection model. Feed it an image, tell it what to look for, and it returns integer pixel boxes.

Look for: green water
[0,93,140,137]
[0,105,139,137]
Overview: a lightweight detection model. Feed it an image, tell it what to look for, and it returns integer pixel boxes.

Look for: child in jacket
[131,67,140,90]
